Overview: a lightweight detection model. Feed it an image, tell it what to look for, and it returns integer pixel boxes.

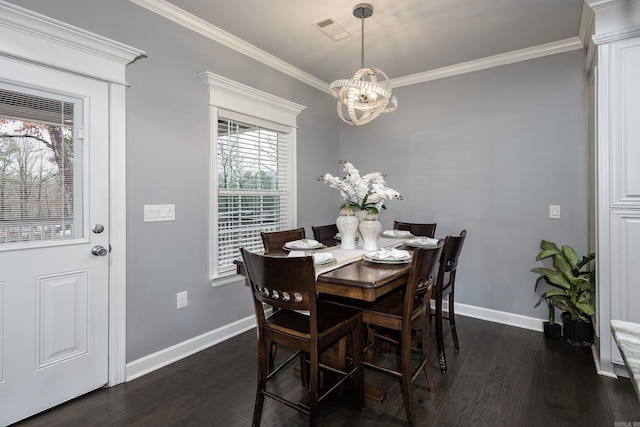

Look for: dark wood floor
[14,315,640,427]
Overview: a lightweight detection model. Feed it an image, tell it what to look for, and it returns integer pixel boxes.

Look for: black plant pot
[544,321,562,338]
[561,312,593,347]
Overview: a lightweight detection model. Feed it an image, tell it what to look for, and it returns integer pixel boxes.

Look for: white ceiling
[164,0,586,86]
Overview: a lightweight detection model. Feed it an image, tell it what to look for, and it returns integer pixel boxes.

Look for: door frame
[0,1,145,387]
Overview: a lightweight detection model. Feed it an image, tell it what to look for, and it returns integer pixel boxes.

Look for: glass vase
[336,207,358,249]
[359,211,382,251]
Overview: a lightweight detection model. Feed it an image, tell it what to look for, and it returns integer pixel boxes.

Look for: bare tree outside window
[0,117,75,243]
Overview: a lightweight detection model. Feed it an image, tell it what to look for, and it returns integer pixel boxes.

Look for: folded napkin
[287,251,333,264]
[369,248,411,260]
[312,253,334,264]
[383,229,412,237]
[407,237,439,246]
[286,238,321,248]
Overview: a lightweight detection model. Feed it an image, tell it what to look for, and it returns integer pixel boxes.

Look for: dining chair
[357,243,443,426]
[311,223,339,247]
[394,221,437,238]
[259,227,307,371]
[431,230,467,373]
[260,227,306,254]
[240,248,364,427]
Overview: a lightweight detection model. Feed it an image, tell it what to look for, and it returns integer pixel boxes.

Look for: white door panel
[0,56,110,425]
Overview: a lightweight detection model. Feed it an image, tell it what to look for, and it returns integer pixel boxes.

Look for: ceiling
[164,0,586,87]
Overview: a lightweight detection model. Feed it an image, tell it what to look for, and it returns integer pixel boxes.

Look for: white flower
[318,160,403,213]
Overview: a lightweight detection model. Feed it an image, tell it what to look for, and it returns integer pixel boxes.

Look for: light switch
[144,204,176,222]
[549,205,560,219]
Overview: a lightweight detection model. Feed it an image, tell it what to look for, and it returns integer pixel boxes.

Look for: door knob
[92,224,105,234]
[91,245,108,256]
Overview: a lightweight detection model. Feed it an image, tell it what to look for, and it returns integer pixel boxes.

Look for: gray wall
[9,0,341,361]
[9,0,589,361]
[339,50,589,317]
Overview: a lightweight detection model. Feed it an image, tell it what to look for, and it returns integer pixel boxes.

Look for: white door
[0,56,110,425]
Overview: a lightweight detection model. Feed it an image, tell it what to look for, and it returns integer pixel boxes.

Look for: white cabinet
[589,0,640,376]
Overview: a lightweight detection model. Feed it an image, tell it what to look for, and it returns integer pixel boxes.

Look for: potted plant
[532,240,596,347]
[543,299,562,338]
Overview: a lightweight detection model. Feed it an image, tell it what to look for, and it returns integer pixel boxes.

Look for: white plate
[283,240,324,250]
[362,253,412,264]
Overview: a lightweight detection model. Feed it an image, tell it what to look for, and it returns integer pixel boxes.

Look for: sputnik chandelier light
[329,3,398,126]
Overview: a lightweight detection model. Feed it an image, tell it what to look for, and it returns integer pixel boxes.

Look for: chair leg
[268,341,277,370]
[400,325,417,426]
[365,326,376,363]
[253,336,268,427]
[299,353,309,388]
[353,320,364,411]
[421,311,435,392]
[309,349,319,427]
[435,297,447,373]
[336,337,347,398]
[448,293,460,351]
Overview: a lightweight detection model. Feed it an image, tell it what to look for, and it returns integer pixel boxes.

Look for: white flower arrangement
[319,160,402,213]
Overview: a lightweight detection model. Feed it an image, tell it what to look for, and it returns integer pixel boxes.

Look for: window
[0,84,83,247]
[200,72,305,283]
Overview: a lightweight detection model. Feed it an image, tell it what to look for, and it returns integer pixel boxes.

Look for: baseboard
[433,301,546,332]
[125,314,257,381]
[613,362,629,379]
[126,303,545,382]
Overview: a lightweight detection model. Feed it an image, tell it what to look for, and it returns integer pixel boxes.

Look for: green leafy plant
[532,240,595,322]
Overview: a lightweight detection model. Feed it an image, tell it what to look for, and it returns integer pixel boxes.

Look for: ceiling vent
[313,17,353,42]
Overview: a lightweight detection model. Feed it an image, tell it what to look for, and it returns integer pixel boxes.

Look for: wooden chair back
[260,227,305,254]
[436,230,467,296]
[394,221,437,238]
[241,247,315,318]
[408,243,444,297]
[311,223,339,247]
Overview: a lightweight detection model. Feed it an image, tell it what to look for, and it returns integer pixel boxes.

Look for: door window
[0,84,83,247]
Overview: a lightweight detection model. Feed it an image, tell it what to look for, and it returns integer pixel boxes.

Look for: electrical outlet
[177,291,188,309]
[549,205,560,219]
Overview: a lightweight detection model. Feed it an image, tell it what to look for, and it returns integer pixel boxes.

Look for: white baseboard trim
[125,314,257,382]
[453,302,545,332]
[126,303,545,382]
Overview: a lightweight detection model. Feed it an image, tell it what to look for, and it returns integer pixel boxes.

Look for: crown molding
[129,0,328,93]
[585,0,639,12]
[579,2,597,72]
[131,0,585,92]
[391,37,584,88]
[0,0,144,84]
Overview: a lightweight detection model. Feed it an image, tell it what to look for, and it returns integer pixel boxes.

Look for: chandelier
[329,3,398,126]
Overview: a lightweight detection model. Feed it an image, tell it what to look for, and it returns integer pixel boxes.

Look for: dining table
[234,232,425,405]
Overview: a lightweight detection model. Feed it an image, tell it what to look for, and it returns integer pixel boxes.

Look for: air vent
[312,17,353,42]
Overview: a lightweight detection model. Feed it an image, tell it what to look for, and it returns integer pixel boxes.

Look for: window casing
[200,72,305,284]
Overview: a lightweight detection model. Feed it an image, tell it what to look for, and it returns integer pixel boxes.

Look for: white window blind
[0,85,82,245]
[216,113,291,273]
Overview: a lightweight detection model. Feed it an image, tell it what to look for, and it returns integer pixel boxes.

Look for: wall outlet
[549,205,561,219]
[177,291,188,309]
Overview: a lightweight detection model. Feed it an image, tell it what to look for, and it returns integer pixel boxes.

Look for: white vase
[359,211,382,251]
[354,209,368,243]
[336,207,359,249]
